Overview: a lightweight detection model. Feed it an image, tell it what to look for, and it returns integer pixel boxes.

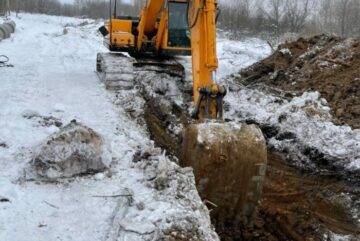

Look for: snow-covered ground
[0,13,229,241]
[2,11,358,241]
[217,36,270,79]
[225,87,360,172]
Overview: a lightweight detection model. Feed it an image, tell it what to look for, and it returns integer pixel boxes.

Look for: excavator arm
[187,0,226,120]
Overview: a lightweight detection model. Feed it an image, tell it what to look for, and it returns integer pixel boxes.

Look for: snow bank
[226,85,360,173]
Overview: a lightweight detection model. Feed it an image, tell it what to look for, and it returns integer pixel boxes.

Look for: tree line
[219,0,360,38]
[1,0,359,38]
[0,0,141,18]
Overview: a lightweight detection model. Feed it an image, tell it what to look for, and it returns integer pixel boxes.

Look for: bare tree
[317,0,359,37]
[3,0,359,38]
[260,0,286,36]
[218,0,252,34]
[283,0,312,33]
[348,0,360,36]
[337,0,352,37]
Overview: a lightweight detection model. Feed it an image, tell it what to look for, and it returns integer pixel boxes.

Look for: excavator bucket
[182,122,267,225]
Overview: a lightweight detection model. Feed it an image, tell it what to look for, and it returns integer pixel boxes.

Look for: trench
[101,53,360,240]
[142,91,360,240]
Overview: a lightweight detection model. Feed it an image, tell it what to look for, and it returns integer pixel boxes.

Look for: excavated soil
[236,35,360,129]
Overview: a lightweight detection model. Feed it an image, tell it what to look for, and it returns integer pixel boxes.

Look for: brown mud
[218,152,360,240]
[236,35,360,129]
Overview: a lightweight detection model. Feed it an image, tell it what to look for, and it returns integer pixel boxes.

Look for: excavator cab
[100,0,192,56]
[167,1,191,48]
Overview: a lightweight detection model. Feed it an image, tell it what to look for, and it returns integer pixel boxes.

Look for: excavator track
[133,59,185,78]
[96,53,135,90]
[96,52,185,90]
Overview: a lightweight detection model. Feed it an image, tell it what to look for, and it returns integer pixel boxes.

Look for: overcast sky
[59,0,74,4]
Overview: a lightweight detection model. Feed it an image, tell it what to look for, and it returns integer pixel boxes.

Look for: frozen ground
[225,87,360,173]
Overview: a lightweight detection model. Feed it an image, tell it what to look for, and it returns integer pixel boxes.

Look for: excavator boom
[136,0,165,50]
[188,0,224,120]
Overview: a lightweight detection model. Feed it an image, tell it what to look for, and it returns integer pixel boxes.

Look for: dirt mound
[237,35,360,129]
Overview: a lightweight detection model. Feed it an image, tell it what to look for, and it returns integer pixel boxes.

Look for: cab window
[168,2,191,48]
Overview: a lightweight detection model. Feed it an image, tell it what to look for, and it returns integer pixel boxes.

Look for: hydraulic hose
[187,0,203,29]
[0,55,13,67]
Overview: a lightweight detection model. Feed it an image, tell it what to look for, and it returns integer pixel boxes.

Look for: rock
[22,109,41,119]
[33,122,109,179]
[94,172,105,180]
[260,124,280,139]
[276,132,297,141]
[119,219,155,235]
[136,202,145,211]
[336,108,344,116]
[0,196,10,202]
[0,142,8,148]
[350,105,360,115]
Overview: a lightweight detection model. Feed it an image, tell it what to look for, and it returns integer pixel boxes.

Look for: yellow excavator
[97,0,267,226]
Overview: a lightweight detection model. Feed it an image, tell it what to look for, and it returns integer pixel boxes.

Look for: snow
[216,36,270,80]
[0,13,217,241]
[327,232,353,241]
[1,11,358,241]
[226,85,360,172]
[279,48,292,56]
